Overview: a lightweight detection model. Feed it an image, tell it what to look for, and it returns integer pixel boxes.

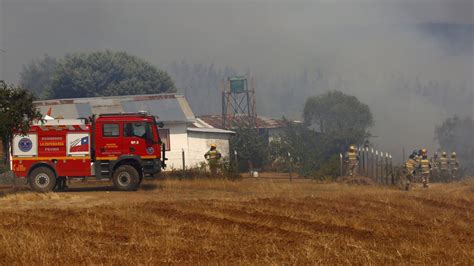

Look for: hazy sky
[0,0,472,158]
[0,0,472,81]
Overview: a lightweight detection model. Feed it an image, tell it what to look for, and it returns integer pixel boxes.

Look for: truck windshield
[124,122,154,141]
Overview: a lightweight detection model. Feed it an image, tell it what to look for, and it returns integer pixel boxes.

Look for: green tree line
[20,51,176,99]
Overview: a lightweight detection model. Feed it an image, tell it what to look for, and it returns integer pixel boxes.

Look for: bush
[269,121,344,177]
[310,155,340,181]
[159,159,241,180]
[230,126,269,172]
[0,163,6,174]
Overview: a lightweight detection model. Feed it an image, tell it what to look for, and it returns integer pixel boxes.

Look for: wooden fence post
[182,149,186,178]
[288,152,293,182]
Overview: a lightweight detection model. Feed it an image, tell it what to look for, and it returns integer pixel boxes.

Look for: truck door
[95,122,123,160]
[123,122,155,159]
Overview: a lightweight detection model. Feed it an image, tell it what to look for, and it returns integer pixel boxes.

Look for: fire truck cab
[11,112,166,192]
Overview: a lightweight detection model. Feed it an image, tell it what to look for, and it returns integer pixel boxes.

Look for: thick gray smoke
[0,0,473,161]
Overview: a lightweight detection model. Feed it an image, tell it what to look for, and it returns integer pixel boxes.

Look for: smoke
[0,0,473,161]
[0,0,4,81]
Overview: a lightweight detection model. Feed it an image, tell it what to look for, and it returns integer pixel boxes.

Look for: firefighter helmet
[210,144,217,148]
[451,152,456,157]
[442,152,447,157]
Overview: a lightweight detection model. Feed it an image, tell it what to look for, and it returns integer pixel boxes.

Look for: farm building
[33,94,235,170]
[198,114,289,143]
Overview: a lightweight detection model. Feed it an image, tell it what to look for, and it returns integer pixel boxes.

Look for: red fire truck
[10,112,166,192]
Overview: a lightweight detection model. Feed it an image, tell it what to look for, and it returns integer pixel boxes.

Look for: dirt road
[0,178,473,264]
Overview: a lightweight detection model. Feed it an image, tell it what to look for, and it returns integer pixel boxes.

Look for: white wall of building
[187,131,231,168]
[161,123,233,171]
[162,122,188,171]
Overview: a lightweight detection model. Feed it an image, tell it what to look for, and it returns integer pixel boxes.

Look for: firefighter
[421,148,428,157]
[439,152,449,181]
[420,153,431,188]
[403,153,418,190]
[204,144,222,176]
[345,145,359,176]
[430,152,440,182]
[450,152,459,179]
[412,149,423,181]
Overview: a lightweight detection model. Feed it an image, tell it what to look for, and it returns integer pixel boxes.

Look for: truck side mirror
[157,121,164,128]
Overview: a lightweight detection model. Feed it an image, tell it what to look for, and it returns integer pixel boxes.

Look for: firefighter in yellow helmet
[450,152,459,179]
[403,153,418,190]
[421,148,428,157]
[419,152,431,188]
[410,150,420,180]
[204,144,222,176]
[430,152,440,182]
[439,152,449,181]
[345,145,359,176]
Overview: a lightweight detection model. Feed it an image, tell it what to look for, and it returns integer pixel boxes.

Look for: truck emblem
[146,147,154,155]
[18,138,33,152]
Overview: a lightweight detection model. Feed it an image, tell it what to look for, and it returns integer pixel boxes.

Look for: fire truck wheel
[112,165,139,191]
[29,167,57,193]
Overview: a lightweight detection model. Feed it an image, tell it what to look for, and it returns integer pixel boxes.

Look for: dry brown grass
[0,178,473,264]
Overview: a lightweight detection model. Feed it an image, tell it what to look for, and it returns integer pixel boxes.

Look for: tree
[0,83,42,168]
[303,90,373,149]
[269,120,340,178]
[20,50,176,99]
[230,126,269,172]
[19,54,58,99]
[435,115,474,175]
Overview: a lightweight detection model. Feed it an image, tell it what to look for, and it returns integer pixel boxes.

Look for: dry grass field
[0,177,473,264]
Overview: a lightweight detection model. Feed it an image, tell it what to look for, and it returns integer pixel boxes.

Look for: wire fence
[340,147,395,185]
[172,147,398,185]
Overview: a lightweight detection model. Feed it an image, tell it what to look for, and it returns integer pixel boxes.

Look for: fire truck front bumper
[142,159,162,175]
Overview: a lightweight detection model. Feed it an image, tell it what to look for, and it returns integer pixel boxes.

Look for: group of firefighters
[404,149,459,188]
[344,145,460,189]
[209,144,461,186]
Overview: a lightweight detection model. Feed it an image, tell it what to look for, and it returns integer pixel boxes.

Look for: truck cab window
[124,123,154,141]
[103,124,119,137]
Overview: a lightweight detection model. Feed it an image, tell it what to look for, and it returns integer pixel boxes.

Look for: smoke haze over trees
[19,51,175,99]
[435,116,474,174]
[303,91,373,148]
[19,54,57,99]
[0,0,472,161]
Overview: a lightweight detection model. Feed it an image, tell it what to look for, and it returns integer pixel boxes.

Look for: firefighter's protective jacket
[205,149,222,163]
[420,158,431,175]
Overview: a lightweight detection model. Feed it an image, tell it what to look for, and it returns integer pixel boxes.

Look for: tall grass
[0,178,472,264]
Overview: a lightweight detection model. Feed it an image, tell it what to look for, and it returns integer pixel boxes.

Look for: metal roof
[199,114,288,129]
[121,98,193,122]
[187,127,235,134]
[34,94,195,123]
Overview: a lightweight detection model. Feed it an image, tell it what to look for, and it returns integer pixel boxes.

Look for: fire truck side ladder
[99,161,111,177]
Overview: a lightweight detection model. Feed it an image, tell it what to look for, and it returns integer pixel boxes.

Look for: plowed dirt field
[0,178,473,264]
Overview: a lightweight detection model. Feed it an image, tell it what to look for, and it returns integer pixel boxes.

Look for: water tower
[221,76,258,129]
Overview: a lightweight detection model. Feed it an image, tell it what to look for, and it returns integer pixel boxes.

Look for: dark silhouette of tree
[0,82,42,168]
